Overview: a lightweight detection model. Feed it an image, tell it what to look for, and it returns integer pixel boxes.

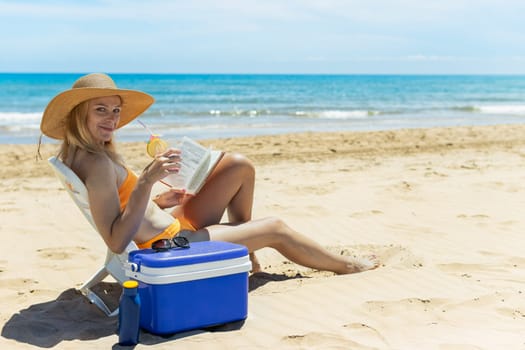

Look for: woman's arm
[83,149,181,253]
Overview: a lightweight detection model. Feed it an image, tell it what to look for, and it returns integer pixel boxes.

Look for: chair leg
[78,266,119,317]
[82,288,117,316]
[79,266,108,291]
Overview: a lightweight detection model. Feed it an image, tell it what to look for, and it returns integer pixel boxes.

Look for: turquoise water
[1,73,524,143]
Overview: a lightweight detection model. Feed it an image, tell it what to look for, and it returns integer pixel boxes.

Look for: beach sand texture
[1,124,525,349]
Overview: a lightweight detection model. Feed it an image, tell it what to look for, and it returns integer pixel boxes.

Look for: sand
[1,124,525,349]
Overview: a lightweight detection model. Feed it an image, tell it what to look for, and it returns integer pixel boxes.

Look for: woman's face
[86,95,122,143]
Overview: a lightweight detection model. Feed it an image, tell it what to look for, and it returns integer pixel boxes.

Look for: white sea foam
[0,112,42,123]
[478,105,525,115]
[297,110,377,120]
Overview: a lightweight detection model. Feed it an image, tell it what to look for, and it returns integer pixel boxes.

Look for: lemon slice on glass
[146,135,169,157]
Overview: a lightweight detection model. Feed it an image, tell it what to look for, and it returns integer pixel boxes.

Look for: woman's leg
[202,217,378,275]
[172,152,262,270]
[172,152,255,227]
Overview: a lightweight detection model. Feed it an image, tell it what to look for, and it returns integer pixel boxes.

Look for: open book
[161,136,224,195]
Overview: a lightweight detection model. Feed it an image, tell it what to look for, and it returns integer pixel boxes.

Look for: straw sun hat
[40,73,154,140]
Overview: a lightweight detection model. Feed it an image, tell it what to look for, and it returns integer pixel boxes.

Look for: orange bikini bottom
[135,217,196,249]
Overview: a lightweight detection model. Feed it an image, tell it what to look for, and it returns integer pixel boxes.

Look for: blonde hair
[59,99,124,166]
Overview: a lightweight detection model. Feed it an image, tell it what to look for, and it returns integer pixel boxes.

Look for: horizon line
[1,72,525,76]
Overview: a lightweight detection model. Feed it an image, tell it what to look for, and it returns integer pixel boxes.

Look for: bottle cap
[123,280,139,289]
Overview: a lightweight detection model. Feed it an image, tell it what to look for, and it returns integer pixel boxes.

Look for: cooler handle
[125,262,140,273]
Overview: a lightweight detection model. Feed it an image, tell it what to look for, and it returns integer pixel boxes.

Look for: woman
[41,73,378,275]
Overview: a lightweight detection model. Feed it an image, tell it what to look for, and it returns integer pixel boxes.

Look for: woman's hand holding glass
[141,148,182,185]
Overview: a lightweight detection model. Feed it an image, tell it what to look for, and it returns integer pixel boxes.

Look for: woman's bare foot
[249,252,262,273]
[339,255,379,274]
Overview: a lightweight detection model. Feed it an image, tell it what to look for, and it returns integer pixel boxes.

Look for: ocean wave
[443,105,525,116]
[0,112,42,123]
[156,109,379,119]
[208,109,268,117]
[295,110,378,119]
[477,105,525,115]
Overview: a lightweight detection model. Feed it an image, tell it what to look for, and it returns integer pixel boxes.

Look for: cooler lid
[128,241,248,268]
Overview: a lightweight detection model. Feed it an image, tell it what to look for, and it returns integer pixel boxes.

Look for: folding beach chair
[48,156,139,317]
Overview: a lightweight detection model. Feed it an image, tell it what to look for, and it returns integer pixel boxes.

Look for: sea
[1,73,524,144]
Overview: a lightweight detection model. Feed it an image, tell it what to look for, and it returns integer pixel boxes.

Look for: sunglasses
[151,236,190,252]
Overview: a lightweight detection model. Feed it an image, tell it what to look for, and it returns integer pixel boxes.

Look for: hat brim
[40,87,154,140]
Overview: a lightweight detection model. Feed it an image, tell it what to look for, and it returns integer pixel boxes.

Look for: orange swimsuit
[118,168,137,212]
[118,168,195,249]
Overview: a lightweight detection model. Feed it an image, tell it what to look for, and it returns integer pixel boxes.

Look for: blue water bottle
[118,280,141,346]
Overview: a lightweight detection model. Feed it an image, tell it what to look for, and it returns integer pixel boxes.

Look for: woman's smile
[87,95,122,142]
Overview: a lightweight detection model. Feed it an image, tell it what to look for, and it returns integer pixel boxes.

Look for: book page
[187,153,211,193]
[186,149,224,194]
[163,137,209,190]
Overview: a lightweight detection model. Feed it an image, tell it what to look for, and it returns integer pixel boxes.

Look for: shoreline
[2,123,524,180]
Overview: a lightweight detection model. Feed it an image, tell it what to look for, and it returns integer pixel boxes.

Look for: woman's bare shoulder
[73,150,115,183]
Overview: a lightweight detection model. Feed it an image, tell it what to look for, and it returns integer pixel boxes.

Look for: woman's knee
[260,216,291,238]
[257,216,298,249]
[222,152,255,178]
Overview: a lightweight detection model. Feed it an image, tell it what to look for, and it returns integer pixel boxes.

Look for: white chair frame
[48,156,138,317]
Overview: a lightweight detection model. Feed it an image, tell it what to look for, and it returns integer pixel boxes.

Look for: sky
[1,0,524,74]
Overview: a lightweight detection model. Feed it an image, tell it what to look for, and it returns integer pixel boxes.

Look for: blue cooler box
[125,241,252,335]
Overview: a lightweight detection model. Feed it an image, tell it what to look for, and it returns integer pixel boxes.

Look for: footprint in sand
[463,253,525,270]
[364,297,447,315]
[343,323,390,349]
[458,161,480,170]
[349,210,383,218]
[456,213,490,220]
[0,207,21,213]
[378,245,424,268]
[0,200,20,212]
[285,184,336,196]
[335,244,424,269]
[383,181,422,197]
[36,246,88,260]
[0,277,39,292]
[498,220,519,226]
[304,204,330,215]
[424,170,448,178]
[437,292,524,322]
[269,203,287,210]
[396,180,414,192]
